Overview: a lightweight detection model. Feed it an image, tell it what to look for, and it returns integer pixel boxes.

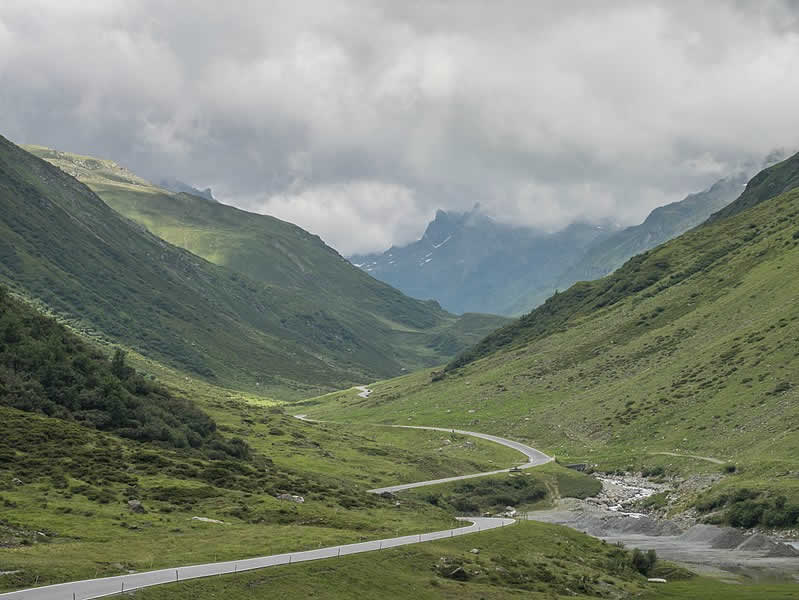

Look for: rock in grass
[191,516,224,524]
[276,493,305,503]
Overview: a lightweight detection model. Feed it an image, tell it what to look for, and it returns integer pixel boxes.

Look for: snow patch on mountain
[432,235,451,249]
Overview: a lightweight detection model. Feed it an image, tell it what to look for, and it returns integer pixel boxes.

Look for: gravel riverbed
[527,473,799,583]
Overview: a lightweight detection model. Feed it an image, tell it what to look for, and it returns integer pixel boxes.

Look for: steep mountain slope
[351,206,617,315]
[512,174,747,313]
[303,152,799,522]
[706,151,799,223]
[1,138,502,398]
[0,285,237,454]
[26,145,506,367]
[353,174,745,317]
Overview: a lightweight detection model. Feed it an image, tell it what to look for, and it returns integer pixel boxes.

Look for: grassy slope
[25,144,508,382]
[0,403,469,592]
[104,521,659,600]
[707,152,799,223]
[0,345,525,592]
[301,154,799,514]
[126,520,799,600]
[0,292,525,592]
[0,138,503,398]
[547,174,746,299]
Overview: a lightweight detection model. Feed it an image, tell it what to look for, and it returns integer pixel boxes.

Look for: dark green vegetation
[434,476,548,514]
[304,151,799,523]
[0,286,244,455]
[2,139,504,398]
[411,463,601,515]
[125,521,681,600]
[696,487,799,529]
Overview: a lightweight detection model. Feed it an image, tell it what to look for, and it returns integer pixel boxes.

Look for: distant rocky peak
[423,203,489,244]
[423,210,460,245]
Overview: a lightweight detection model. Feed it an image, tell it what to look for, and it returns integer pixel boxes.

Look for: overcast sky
[1,1,798,255]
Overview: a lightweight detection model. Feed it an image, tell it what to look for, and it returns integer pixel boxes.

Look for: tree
[110,348,130,380]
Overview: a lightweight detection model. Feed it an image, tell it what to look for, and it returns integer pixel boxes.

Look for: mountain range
[307,149,799,531]
[352,207,621,315]
[4,132,799,599]
[353,175,750,315]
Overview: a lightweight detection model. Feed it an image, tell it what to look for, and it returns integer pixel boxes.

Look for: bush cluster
[607,544,658,577]
[696,488,799,529]
[0,287,247,458]
[423,475,548,514]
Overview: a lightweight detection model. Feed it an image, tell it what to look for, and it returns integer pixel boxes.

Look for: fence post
[176,569,179,581]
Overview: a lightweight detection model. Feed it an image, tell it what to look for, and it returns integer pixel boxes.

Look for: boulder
[127,500,145,514]
[277,493,305,503]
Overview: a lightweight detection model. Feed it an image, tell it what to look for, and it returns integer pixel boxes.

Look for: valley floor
[9,411,799,599]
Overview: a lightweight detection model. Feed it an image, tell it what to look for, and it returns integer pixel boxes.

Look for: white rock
[191,516,224,524]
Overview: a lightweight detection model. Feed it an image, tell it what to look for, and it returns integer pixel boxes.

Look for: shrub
[0,287,251,461]
[641,466,665,478]
[631,548,658,576]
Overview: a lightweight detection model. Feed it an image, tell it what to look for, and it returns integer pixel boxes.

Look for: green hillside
[0,286,243,455]
[0,286,521,592]
[707,152,799,223]
[540,174,746,310]
[25,144,507,341]
[1,138,504,397]
[302,152,799,526]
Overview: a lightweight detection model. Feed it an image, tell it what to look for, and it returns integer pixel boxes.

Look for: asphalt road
[0,517,516,600]
[1,416,550,600]
[366,424,553,494]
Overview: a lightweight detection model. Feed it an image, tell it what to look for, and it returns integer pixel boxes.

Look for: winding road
[1,412,552,600]
[366,425,553,493]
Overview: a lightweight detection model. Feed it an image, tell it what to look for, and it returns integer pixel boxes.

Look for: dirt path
[651,451,726,465]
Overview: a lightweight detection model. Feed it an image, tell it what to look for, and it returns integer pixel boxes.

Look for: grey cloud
[1,1,798,255]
